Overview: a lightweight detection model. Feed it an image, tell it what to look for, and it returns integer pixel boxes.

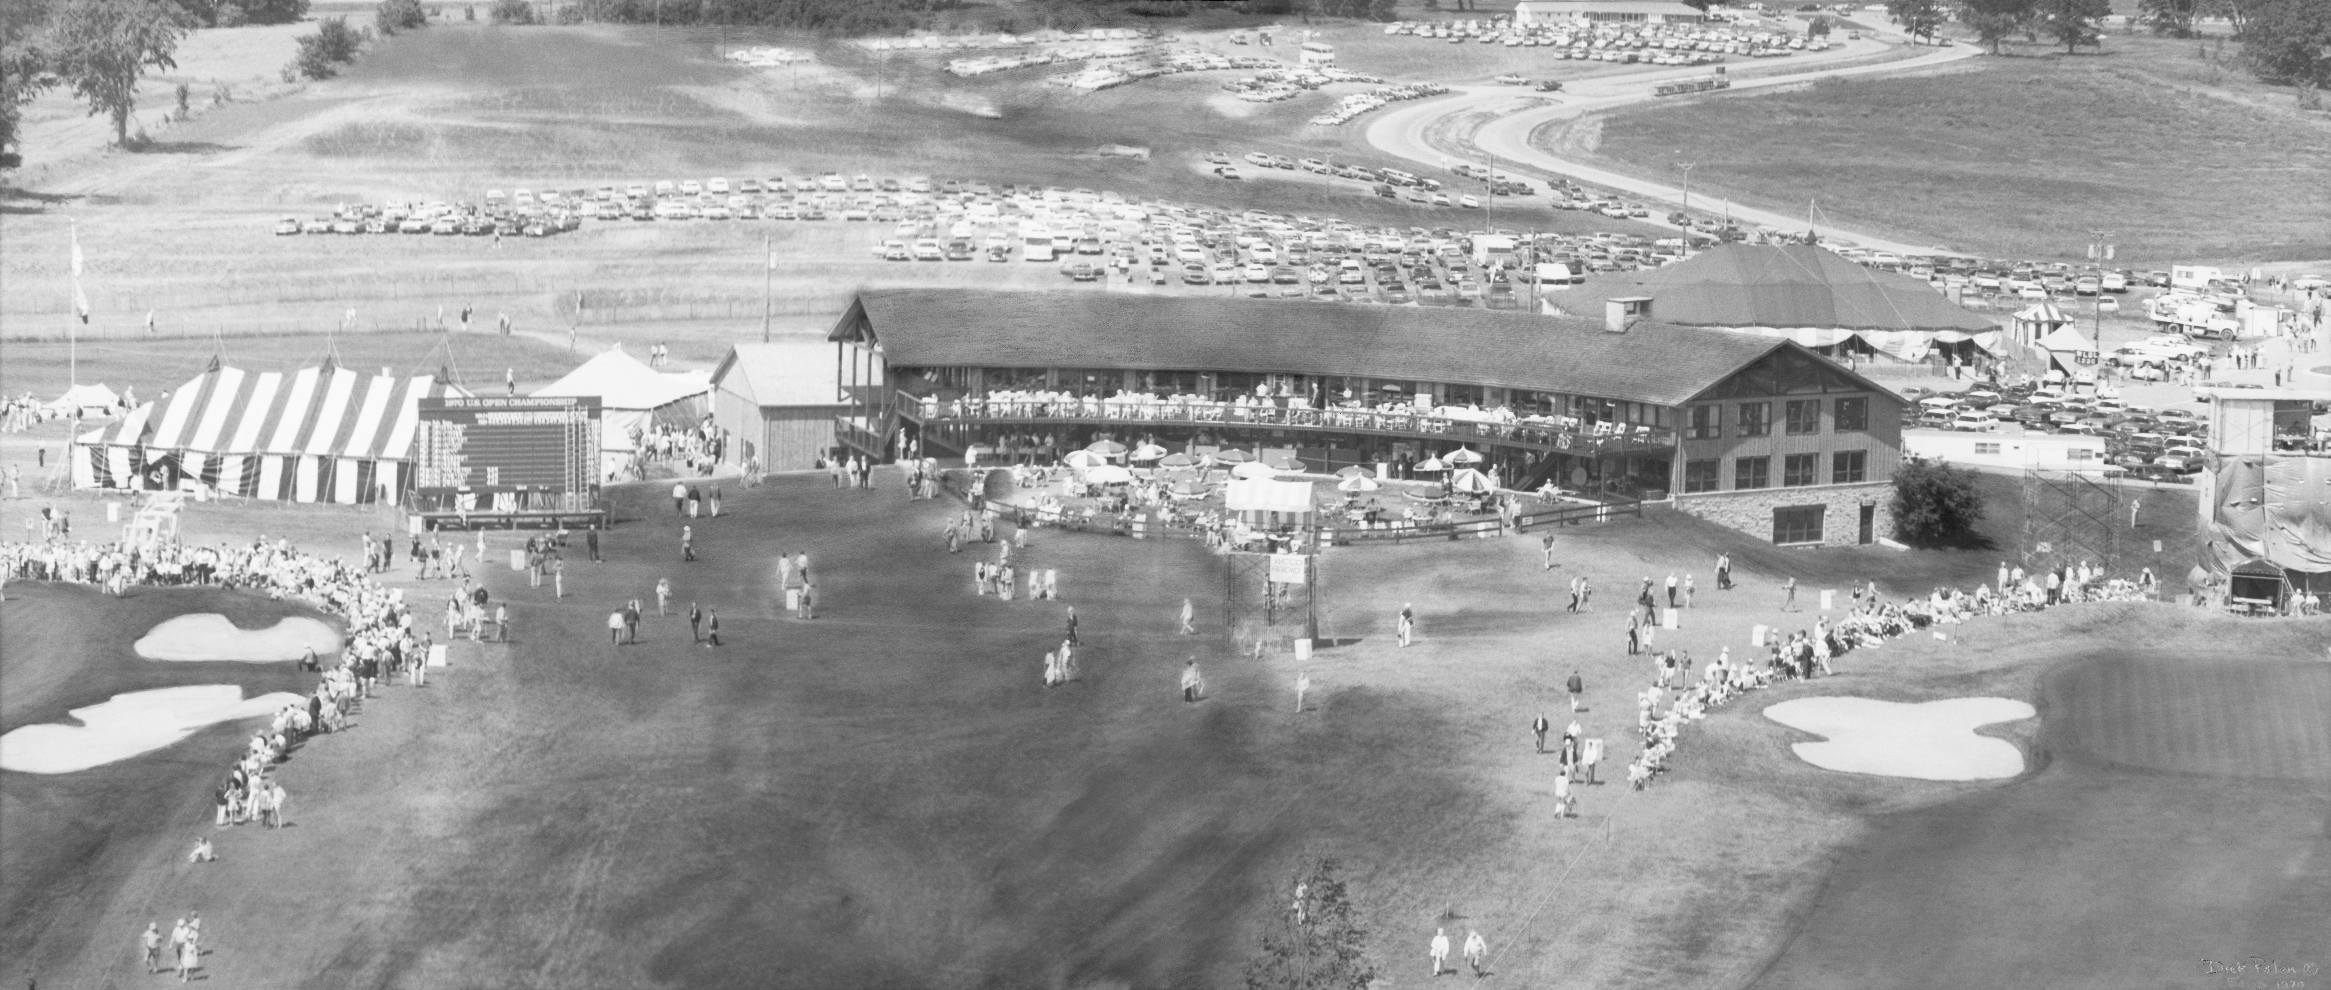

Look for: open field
[3,461,2311,988]
[0,332,581,404]
[1565,35,2331,266]
[1,20,1674,349]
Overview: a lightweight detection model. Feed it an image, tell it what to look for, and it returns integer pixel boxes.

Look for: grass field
[1570,35,2331,266]
[3,462,2314,988]
[0,332,582,403]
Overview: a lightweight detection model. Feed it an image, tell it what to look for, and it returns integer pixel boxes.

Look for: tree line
[1873,0,2327,95]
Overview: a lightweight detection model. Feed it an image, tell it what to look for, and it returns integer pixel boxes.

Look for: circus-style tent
[1549,244,2003,364]
[72,359,469,503]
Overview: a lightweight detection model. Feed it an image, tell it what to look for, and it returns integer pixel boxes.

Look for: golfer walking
[1179,597,1196,634]
[1294,670,1310,713]
[1567,670,1585,711]
[1397,603,1414,647]
[1180,658,1204,702]
[1429,927,1451,976]
[1533,712,1550,752]
[141,921,163,973]
[1782,575,1797,611]
[1464,930,1487,976]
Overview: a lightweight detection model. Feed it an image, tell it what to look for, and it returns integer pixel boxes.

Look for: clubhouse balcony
[896,390,1676,454]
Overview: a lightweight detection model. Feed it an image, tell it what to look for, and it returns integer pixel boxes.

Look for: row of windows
[1682,451,1867,492]
[1685,397,1869,440]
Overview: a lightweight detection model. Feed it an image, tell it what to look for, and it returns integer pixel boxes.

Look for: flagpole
[762,235,772,344]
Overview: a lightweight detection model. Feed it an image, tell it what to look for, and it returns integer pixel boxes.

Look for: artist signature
[2204,957,2318,989]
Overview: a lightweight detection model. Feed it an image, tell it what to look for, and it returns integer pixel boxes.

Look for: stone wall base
[1672,482,1895,548]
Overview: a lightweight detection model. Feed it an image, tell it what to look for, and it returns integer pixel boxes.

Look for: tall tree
[2241,0,2331,98]
[1244,859,1376,990]
[1958,0,2035,53]
[52,0,188,146]
[1887,0,1947,40]
[1,0,58,167]
[2036,0,2108,51]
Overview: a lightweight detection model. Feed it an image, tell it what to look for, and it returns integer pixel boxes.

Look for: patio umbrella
[1334,465,1371,478]
[1214,448,1254,464]
[1261,451,1306,472]
[1414,456,1447,473]
[1338,474,1380,492]
[1086,439,1128,456]
[1158,452,1202,468]
[1448,467,1493,493]
[1231,461,1279,480]
[1086,465,1136,484]
[1378,383,1405,393]
[1129,443,1170,462]
[966,444,995,456]
[1063,449,1108,469]
[1443,447,1483,465]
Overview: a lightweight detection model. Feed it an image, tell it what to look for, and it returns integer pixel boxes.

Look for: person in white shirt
[1464,930,1488,976]
[1429,928,1451,976]
[1180,659,1204,702]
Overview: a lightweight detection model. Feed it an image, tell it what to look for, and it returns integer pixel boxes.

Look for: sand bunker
[1764,697,2035,781]
[0,685,304,774]
[134,613,339,662]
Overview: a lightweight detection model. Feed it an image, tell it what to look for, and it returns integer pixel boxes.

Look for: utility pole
[1676,162,1695,256]
[762,235,773,343]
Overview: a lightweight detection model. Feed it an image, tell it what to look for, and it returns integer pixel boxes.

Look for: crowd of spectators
[3,534,427,836]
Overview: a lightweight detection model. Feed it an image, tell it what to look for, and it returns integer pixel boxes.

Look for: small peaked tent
[47,383,120,418]
[1551,244,2001,363]
[2034,325,2099,375]
[72,363,468,503]
[2011,303,2074,347]
[532,344,711,466]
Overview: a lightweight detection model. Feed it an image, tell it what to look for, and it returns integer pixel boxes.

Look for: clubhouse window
[1773,505,1825,545]
[1687,404,1720,440]
[1736,456,1771,490]
[1783,453,1819,487]
[1833,450,1868,484]
[1684,458,1721,493]
[1834,396,1869,432]
[1738,402,1771,437]
[1785,399,1821,435]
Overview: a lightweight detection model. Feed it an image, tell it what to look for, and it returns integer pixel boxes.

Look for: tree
[240,0,309,24]
[1890,460,1985,548]
[2035,0,2108,51]
[2138,0,2201,36]
[1,0,58,167]
[377,0,427,33]
[51,0,187,147]
[289,15,363,78]
[1958,0,2035,52]
[1806,13,1833,36]
[2241,0,2331,100]
[488,0,534,23]
[1887,0,1947,40]
[1244,859,1376,990]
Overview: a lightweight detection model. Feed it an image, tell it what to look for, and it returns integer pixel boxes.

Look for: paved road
[1365,32,1984,257]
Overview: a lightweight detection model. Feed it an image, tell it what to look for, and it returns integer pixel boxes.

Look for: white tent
[46,383,119,418]
[2035,325,2099,373]
[531,344,711,470]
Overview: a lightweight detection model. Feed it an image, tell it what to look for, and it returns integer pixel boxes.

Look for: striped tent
[72,361,470,504]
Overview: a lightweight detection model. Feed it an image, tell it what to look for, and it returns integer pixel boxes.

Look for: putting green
[0,685,304,774]
[133,613,340,662]
[2049,657,2331,781]
[1763,696,2035,781]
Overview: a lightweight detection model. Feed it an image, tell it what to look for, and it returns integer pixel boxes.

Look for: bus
[1021,225,1055,262]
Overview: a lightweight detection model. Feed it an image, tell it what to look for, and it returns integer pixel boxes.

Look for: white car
[707,177,730,194]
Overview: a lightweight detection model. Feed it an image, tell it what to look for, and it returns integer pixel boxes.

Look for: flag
[766,235,775,270]
[145,309,155,332]
[69,224,89,323]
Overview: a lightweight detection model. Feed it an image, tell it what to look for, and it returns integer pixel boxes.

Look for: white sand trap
[134,613,339,662]
[0,685,304,774]
[1764,697,2036,781]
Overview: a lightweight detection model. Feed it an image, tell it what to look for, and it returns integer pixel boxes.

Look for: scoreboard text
[414,396,600,495]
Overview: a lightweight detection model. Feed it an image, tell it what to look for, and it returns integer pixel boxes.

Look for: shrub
[1244,859,1375,990]
[376,0,427,33]
[289,16,365,79]
[489,0,534,23]
[554,3,584,23]
[218,3,247,26]
[241,0,311,25]
[1891,460,1985,548]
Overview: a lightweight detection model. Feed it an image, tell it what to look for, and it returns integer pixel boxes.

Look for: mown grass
[0,332,581,401]
[1578,37,2331,265]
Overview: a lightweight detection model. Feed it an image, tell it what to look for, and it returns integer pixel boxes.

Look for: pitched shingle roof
[834,289,1796,407]
[713,337,843,408]
[1554,244,2000,333]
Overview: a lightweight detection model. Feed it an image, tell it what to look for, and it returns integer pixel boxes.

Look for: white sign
[427,644,449,667]
[1752,624,1768,646]
[1268,554,1308,585]
[1819,589,1835,611]
[1661,608,1678,630]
